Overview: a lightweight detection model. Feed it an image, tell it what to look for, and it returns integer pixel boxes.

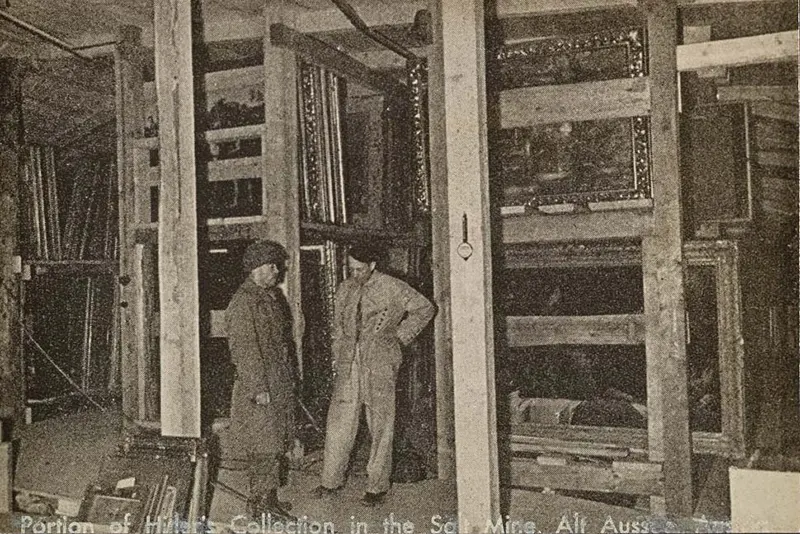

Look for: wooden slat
[511,457,664,495]
[155,0,201,438]
[132,243,147,422]
[750,102,799,125]
[269,23,403,96]
[677,31,798,71]
[506,314,645,346]
[511,425,739,457]
[135,124,265,149]
[502,210,654,244]
[144,156,263,185]
[510,434,632,458]
[756,150,798,168]
[643,0,692,515]
[114,27,144,427]
[293,0,425,33]
[440,0,500,522]
[497,0,637,17]
[717,85,798,105]
[500,77,651,128]
[753,120,799,151]
[428,0,456,480]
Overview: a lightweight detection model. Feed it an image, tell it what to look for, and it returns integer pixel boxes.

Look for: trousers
[320,354,396,494]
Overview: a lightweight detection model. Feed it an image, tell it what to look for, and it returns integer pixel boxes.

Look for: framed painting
[492,28,652,210]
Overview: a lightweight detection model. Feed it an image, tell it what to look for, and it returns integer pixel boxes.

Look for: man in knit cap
[219,240,296,520]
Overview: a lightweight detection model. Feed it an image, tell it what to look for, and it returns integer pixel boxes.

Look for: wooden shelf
[135,124,265,150]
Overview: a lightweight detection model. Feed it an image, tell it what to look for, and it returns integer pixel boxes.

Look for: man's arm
[395,283,435,345]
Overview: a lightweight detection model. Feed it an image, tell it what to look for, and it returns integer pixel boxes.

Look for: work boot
[360,491,387,507]
[310,484,341,498]
[259,489,296,522]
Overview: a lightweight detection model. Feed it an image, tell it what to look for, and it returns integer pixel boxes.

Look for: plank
[438,0,500,522]
[642,0,692,515]
[499,77,651,128]
[750,102,799,125]
[292,0,425,33]
[270,23,403,96]
[427,0,456,480]
[497,0,637,17]
[264,6,303,379]
[511,424,740,457]
[677,31,798,71]
[506,314,645,346]
[717,85,798,104]
[114,26,144,425]
[146,156,263,185]
[501,210,654,244]
[154,0,201,438]
[753,119,799,151]
[510,457,664,495]
[756,150,798,168]
[135,124,265,149]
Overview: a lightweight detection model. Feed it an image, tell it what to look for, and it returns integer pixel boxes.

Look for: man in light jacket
[312,244,435,506]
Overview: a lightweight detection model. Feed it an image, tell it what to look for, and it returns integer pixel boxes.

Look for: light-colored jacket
[331,271,435,404]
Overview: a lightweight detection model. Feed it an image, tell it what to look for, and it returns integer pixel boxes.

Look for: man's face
[348,256,375,285]
[252,261,283,288]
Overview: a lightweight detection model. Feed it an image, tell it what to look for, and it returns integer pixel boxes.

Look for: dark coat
[220,278,295,459]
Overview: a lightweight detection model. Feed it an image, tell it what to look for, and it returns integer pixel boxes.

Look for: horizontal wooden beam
[717,85,798,105]
[499,77,650,128]
[510,434,632,458]
[506,314,645,346]
[135,124,265,149]
[510,457,664,495]
[135,216,269,243]
[510,423,741,457]
[144,156,263,185]
[496,0,786,17]
[497,0,637,17]
[750,102,799,125]
[753,120,799,151]
[292,1,425,33]
[677,31,798,71]
[501,210,654,244]
[756,150,798,168]
[270,23,403,96]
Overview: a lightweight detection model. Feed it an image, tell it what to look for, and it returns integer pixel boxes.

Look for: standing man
[221,240,296,520]
[313,244,435,506]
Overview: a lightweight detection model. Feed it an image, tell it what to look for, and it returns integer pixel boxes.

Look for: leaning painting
[492,28,652,209]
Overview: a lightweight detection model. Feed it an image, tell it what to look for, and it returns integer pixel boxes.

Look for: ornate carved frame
[504,240,746,458]
[493,28,652,209]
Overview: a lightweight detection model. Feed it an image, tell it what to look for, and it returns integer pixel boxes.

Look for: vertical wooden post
[427,0,455,481]
[436,0,500,526]
[115,25,144,426]
[642,0,693,517]
[0,59,23,425]
[263,4,301,369]
[155,0,201,438]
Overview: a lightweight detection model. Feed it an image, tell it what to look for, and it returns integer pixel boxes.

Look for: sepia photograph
[0,0,797,533]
